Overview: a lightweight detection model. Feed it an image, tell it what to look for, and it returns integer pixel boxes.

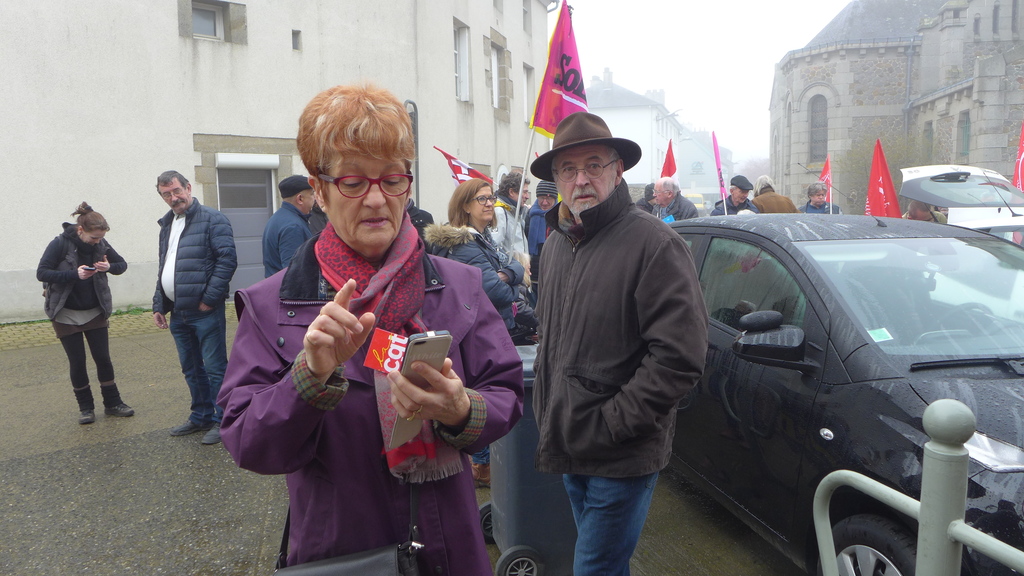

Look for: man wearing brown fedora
[529,112,708,575]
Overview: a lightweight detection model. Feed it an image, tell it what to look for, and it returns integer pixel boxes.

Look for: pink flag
[865,140,902,218]
[661,139,676,178]
[530,0,588,138]
[434,146,493,186]
[713,132,728,207]
[819,154,834,214]
[1014,120,1024,189]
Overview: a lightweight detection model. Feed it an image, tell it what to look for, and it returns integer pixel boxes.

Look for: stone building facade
[770,0,1024,212]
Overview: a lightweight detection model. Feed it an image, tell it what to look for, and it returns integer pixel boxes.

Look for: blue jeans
[169,303,228,425]
[563,472,660,576]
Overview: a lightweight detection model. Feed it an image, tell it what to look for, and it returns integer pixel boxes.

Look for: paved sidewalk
[0,308,799,576]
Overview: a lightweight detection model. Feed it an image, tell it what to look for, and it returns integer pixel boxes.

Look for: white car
[899,164,1024,224]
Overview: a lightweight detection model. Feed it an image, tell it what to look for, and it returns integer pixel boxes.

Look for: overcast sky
[550,0,851,164]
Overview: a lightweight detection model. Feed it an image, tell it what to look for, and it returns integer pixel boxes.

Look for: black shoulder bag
[274,483,422,575]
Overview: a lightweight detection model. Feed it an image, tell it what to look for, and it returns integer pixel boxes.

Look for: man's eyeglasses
[318,173,413,198]
[158,187,187,200]
[555,159,618,183]
[471,195,497,205]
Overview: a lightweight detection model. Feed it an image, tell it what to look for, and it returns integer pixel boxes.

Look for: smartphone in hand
[389,330,452,449]
[82,266,96,271]
[399,331,452,389]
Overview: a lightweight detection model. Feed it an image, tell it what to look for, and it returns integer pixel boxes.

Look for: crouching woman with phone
[217,84,524,575]
[36,201,133,425]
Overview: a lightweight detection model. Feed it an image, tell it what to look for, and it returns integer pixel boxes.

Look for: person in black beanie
[37,202,133,424]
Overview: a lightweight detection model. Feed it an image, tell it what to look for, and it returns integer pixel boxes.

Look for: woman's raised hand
[304,279,376,381]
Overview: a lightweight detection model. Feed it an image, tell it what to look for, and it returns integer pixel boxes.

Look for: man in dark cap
[262,174,315,277]
[529,112,708,575]
[527,180,558,290]
[710,174,760,215]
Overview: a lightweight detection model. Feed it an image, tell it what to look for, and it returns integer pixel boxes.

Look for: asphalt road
[0,314,803,576]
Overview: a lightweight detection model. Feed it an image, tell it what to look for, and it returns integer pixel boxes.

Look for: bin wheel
[479,501,494,544]
[495,545,544,576]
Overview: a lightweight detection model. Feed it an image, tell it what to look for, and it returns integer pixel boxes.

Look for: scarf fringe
[405,458,465,484]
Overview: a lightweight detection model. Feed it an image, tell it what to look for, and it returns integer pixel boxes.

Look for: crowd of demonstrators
[652,177,699,221]
[492,172,530,256]
[530,112,708,575]
[424,177,530,488]
[799,182,843,214]
[262,175,314,278]
[218,84,523,575]
[37,202,133,425]
[153,170,238,446]
[527,180,558,290]
[711,175,759,215]
[751,175,799,213]
[905,199,947,223]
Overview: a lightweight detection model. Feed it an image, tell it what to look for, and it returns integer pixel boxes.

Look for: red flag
[661,140,676,178]
[433,146,493,186]
[530,0,588,138]
[819,154,834,214]
[865,140,902,218]
[1014,120,1024,189]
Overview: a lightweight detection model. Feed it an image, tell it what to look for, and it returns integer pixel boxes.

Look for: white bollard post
[916,399,976,576]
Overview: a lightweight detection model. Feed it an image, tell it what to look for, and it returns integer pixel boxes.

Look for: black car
[670,214,1024,576]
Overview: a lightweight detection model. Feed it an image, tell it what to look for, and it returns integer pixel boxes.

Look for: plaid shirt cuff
[433,389,487,450]
[292,349,348,410]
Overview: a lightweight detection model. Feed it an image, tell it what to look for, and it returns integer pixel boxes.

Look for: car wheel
[495,545,544,576]
[821,514,916,576]
[480,501,494,544]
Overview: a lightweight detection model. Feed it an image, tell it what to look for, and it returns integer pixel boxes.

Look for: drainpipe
[404,100,420,205]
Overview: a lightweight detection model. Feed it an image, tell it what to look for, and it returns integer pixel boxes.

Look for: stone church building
[770,0,1024,212]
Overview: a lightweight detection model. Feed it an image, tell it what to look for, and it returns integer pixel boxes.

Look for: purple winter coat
[218,241,524,575]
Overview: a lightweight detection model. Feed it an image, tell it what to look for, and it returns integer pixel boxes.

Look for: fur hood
[423,224,481,250]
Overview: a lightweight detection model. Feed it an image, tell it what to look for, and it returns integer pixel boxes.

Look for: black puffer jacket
[424,224,523,330]
[154,198,237,313]
[37,223,127,320]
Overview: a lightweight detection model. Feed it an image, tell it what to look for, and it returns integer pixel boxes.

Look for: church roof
[805,0,950,48]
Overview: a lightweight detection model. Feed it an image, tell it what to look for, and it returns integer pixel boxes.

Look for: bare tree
[738,157,771,179]
[835,133,929,215]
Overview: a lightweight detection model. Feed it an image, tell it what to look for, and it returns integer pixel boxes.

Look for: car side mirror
[737,310,783,332]
[732,318,818,374]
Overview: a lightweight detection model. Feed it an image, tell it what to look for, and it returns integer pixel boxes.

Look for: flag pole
[514,132,536,226]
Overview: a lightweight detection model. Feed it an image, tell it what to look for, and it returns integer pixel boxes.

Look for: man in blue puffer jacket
[153,170,238,445]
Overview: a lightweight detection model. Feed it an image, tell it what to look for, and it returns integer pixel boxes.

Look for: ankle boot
[101,383,134,417]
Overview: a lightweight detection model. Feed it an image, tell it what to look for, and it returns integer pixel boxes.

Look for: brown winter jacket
[751,188,800,213]
[533,181,708,477]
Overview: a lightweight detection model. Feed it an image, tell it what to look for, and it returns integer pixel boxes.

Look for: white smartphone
[400,331,453,389]
[389,330,452,449]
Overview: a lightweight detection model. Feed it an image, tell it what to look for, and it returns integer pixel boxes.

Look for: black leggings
[59,327,114,389]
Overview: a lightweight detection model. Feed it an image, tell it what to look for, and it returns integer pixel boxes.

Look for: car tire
[819,514,917,576]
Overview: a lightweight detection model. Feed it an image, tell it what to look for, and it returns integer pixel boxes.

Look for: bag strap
[276,483,421,569]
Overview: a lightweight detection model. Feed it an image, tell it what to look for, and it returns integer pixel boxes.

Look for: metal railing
[814,399,1024,576]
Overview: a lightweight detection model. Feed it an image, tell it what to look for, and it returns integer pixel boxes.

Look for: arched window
[809,95,828,163]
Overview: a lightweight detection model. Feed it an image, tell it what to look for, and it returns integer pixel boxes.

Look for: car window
[800,237,1024,356]
[699,237,807,330]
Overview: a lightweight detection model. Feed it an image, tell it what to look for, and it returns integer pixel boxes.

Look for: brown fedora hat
[530,112,642,181]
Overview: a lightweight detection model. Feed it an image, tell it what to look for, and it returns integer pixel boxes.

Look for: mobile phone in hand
[82,266,96,271]
[399,331,452,389]
[389,330,452,449]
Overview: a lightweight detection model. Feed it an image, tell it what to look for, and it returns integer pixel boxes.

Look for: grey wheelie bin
[481,345,577,576]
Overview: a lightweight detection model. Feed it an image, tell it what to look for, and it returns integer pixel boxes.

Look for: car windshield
[900,172,1024,208]
[799,237,1024,357]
